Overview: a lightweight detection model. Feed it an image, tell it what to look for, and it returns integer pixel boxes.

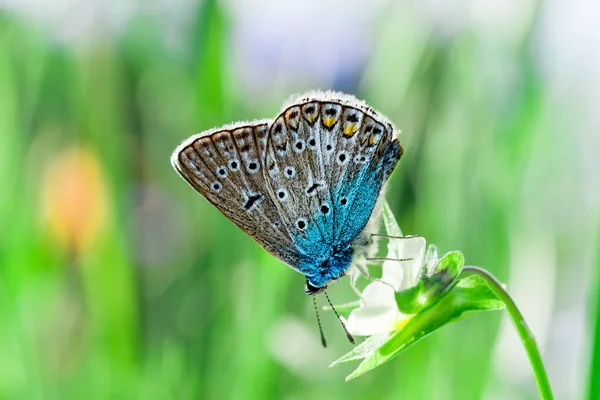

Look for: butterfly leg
[360,234,426,288]
[347,266,366,301]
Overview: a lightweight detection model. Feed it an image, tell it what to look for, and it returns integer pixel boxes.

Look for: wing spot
[211,181,223,193]
[277,189,288,201]
[296,218,307,230]
[337,152,349,165]
[321,204,330,214]
[228,159,239,171]
[275,143,288,154]
[346,113,359,123]
[284,166,296,179]
[274,123,283,134]
[216,166,228,178]
[354,155,367,164]
[247,161,259,172]
[308,138,316,147]
[306,182,322,196]
[326,144,333,152]
[340,197,348,206]
[294,140,305,153]
[243,193,262,211]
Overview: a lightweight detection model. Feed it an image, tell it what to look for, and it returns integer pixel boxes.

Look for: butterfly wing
[171,120,303,267]
[263,91,402,257]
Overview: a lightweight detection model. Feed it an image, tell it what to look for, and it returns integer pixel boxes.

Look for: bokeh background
[1,0,599,398]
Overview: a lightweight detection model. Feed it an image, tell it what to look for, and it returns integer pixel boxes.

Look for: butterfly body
[171,91,402,294]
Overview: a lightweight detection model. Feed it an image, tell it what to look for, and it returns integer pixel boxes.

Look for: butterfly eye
[296,218,307,230]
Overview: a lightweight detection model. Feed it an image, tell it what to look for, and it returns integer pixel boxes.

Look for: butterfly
[171,91,403,295]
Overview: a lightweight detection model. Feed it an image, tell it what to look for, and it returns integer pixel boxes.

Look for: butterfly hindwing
[171,120,303,268]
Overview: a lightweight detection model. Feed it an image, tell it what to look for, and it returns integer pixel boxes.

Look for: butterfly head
[304,245,353,295]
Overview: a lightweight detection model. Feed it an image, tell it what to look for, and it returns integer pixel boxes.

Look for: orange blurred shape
[41,146,109,254]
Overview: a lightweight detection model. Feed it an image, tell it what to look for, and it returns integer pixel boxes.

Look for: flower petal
[345,282,401,336]
[382,236,427,291]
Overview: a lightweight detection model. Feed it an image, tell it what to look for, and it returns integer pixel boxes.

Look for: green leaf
[334,274,505,380]
[395,251,464,314]
[329,333,391,366]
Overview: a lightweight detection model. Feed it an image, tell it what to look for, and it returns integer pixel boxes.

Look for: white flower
[345,236,429,336]
[343,202,443,337]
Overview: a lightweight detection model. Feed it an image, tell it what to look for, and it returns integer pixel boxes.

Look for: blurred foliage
[0,0,594,399]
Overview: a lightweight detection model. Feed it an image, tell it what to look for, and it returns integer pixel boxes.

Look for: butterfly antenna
[312,296,327,347]
[324,291,356,345]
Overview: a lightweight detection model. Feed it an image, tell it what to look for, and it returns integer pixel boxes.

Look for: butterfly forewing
[171,121,303,267]
[264,92,403,256]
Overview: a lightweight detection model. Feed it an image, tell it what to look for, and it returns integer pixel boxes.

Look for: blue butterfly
[171,91,402,295]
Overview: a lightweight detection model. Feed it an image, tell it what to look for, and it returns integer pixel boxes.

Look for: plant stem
[460,266,554,400]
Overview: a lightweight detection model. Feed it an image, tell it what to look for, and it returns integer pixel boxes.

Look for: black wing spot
[285,167,296,178]
[274,123,283,134]
[296,219,307,230]
[243,194,262,210]
[326,144,332,151]
[211,182,222,192]
[306,182,322,195]
[275,143,288,153]
[217,166,228,177]
[229,160,239,171]
[325,108,336,117]
[340,197,347,206]
[248,162,258,171]
[277,189,288,201]
[305,105,315,114]
[321,204,330,214]
[346,113,359,123]
[309,138,316,147]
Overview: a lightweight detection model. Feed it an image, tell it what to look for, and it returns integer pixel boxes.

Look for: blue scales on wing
[263,92,403,292]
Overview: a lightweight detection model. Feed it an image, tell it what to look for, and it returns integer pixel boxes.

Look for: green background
[0,1,597,399]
